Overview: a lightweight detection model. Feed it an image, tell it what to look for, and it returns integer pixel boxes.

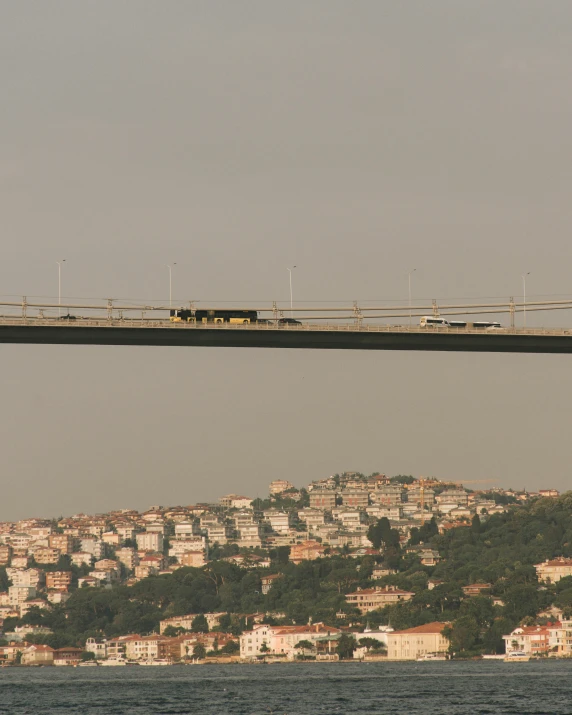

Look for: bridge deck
[0,319,571,353]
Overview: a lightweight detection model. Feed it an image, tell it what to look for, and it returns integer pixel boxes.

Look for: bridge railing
[0,317,571,337]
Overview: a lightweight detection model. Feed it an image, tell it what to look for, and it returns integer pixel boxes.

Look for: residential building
[116,526,138,542]
[345,586,415,614]
[48,534,75,554]
[290,540,327,564]
[32,547,61,565]
[419,549,441,566]
[45,572,72,591]
[70,551,93,567]
[240,623,341,659]
[21,644,54,665]
[261,573,283,594]
[436,489,468,507]
[462,583,491,597]
[263,510,296,534]
[85,638,108,660]
[102,531,121,546]
[332,508,367,529]
[503,624,558,656]
[206,524,233,544]
[535,558,572,584]
[9,585,36,606]
[309,488,337,511]
[366,505,403,521]
[116,547,139,571]
[80,539,106,559]
[53,648,83,666]
[180,551,207,568]
[407,487,436,507]
[160,612,225,634]
[47,590,72,605]
[136,532,164,553]
[269,480,295,496]
[219,494,253,509]
[340,488,369,509]
[297,508,326,529]
[174,522,198,539]
[6,568,44,589]
[0,545,12,565]
[370,485,404,506]
[387,622,450,660]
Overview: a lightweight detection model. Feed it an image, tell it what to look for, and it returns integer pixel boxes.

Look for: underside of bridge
[0,324,571,354]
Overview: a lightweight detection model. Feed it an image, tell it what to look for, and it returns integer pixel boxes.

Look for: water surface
[0,661,565,714]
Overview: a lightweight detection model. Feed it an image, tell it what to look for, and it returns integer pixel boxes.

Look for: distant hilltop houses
[0,472,549,613]
[0,471,563,665]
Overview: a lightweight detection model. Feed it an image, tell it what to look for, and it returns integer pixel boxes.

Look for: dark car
[59,314,77,320]
[279,318,302,325]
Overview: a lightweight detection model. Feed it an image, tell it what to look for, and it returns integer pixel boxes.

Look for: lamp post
[166,263,177,307]
[287,266,296,318]
[56,260,66,316]
[522,272,530,327]
[408,268,416,326]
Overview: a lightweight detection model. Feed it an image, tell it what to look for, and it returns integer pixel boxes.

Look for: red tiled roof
[394,622,450,635]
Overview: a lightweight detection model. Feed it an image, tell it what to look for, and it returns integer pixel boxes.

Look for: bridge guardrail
[0,317,571,337]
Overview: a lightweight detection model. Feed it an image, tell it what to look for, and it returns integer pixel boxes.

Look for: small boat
[504,652,530,662]
[417,653,448,661]
[99,659,127,666]
[138,659,171,666]
[78,661,99,667]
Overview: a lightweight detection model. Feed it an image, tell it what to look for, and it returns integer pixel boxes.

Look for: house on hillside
[345,586,414,614]
[535,558,572,584]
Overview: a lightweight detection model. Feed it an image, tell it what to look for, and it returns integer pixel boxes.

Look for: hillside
[3,493,572,656]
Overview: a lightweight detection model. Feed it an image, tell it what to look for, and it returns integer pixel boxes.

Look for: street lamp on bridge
[522,272,530,327]
[166,263,177,308]
[287,265,297,318]
[408,268,416,326]
[56,260,66,316]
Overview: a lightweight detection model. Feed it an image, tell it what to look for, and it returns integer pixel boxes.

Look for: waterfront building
[387,622,450,660]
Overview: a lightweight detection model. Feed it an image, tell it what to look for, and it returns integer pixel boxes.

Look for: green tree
[358,637,385,652]
[446,616,479,654]
[336,633,356,660]
[191,614,209,633]
[294,639,314,657]
[192,644,206,659]
[220,640,239,655]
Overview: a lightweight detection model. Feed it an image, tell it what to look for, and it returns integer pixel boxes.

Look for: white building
[387,622,450,660]
[136,532,164,552]
[240,623,341,660]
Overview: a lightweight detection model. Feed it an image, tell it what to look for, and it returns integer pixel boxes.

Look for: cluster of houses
[0,472,564,663]
[0,472,523,623]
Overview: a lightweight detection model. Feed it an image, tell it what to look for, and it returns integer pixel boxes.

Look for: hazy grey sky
[2,1,572,519]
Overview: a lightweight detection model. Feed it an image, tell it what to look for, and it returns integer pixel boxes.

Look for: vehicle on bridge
[419,317,450,327]
[449,320,502,330]
[170,308,258,324]
[420,317,502,330]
